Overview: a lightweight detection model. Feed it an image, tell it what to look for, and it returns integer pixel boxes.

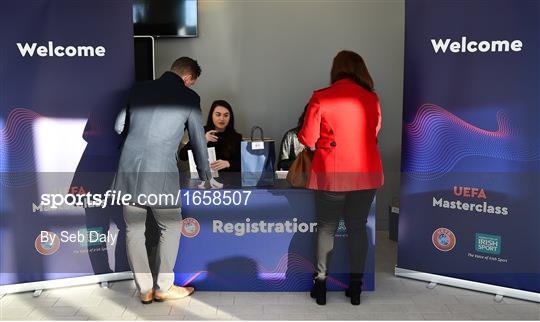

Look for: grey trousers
[314,189,376,281]
[123,204,182,293]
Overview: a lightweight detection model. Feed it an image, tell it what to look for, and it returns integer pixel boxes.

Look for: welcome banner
[0,1,374,293]
[0,0,133,287]
[398,0,540,298]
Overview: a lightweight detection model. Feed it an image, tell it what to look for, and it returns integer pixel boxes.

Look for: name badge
[251,141,264,150]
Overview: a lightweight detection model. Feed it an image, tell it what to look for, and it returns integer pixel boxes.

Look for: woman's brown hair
[330,50,374,91]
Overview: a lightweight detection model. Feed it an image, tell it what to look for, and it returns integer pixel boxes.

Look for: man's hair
[170,57,201,79]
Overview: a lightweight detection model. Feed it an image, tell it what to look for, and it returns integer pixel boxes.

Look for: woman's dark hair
[205,100,238,134]
[330,50,374,91]
[296,104,309,130]
[204,100,241,164]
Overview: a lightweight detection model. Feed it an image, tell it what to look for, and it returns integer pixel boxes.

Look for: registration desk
[173,178,376,291]
[0,174,374,294]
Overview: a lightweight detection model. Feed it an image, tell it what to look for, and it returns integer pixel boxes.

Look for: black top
[179,125,243,172]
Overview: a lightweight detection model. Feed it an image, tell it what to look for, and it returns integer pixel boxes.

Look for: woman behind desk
[277,105,307,170]
[298,50,383,306]
[179,100,242,185]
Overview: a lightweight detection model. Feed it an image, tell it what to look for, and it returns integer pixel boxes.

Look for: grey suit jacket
[112,71,211,208]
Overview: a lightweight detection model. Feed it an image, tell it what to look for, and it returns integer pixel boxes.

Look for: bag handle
[250,126,264,141]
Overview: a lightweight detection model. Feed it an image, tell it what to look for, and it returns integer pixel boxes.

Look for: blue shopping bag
[241,126,276,187]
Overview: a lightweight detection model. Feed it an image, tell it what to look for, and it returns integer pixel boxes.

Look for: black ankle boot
[345,274,363,305]
[310,278,327,305]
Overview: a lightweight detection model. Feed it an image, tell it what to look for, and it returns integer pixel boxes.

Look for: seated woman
[179,100,243,184]
[277,105,307,170]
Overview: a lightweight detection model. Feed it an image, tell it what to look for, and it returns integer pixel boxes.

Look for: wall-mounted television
[133,0,198,37]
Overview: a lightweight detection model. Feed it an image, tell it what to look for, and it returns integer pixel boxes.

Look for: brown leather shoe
[154,285,195,302]
[138,290,154,304]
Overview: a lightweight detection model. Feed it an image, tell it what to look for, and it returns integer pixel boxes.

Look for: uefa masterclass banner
[398,0,540,297]
[0,1,133,287]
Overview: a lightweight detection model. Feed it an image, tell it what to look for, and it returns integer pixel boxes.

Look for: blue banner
[0,1,376,292]
[0,0,133,286]
[176,189,376,291]
[398,0,540,294]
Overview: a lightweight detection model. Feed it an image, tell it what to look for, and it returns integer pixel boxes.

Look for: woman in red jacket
[298,50,383,305]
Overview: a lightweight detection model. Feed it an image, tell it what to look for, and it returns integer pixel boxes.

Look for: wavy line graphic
[0,108,43,187]
[403,104,539,180]
[0,116,4,212]
[179,253,348,290]
[181,270,208,287]
[255,253,348,289]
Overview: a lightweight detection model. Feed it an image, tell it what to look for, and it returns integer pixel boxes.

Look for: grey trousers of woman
[314,189,376,281]
[123,204,182,294]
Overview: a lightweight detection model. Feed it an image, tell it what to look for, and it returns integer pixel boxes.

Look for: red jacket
[298,79,384,191]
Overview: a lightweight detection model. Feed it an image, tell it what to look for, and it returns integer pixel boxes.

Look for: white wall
[154,0,404,229]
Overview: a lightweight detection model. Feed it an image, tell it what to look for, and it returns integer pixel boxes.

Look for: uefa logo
[335,219,348,237]
[35,231,60,255]
[432,227,456,252]
[181,218,200,238]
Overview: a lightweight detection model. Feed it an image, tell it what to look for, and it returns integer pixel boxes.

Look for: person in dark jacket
[113,57,212,304]
[179,100,242,185]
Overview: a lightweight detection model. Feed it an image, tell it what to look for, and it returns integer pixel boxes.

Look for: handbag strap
[250,126,264,141]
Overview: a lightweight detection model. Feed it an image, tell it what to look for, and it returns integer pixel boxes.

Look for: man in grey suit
[113,57,211,304]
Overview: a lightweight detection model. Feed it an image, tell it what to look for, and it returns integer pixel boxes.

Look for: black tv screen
[134,36,154,81]
[133,0,198,37]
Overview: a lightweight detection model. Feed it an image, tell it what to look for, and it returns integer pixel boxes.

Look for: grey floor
[1,232,539,321]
